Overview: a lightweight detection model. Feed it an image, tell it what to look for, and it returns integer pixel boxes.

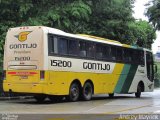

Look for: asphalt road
[0,89,160,120]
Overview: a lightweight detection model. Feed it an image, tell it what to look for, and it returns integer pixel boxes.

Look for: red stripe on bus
[8,72,16,75]
[7,72,38,75]
[30,72,38,75]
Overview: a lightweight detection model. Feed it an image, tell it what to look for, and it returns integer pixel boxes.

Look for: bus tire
[108,93,114,98]
[34,95,46,103]
[135,84,142,98]
[68,82,80,102]
[82,82,93,101]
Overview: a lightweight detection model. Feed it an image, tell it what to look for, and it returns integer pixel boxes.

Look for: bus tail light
[40,71,45,80]
[3,70,6,80]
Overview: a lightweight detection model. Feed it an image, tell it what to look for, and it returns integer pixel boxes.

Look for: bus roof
[8,26,152,52]
[76,34,121,44]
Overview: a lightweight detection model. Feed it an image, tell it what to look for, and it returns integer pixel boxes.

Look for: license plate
[20,75,28,79]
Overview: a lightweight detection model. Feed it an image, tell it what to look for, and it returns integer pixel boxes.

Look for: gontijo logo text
[10,31,37,49]
[15,31,32,42]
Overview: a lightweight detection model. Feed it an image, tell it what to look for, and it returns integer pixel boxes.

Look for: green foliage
[0,0,156,65]
[146,0,160,30]
[154,62,160,88]
[127,20,156,48]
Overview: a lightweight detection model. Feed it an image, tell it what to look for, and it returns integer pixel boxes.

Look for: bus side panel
[106,63,124,93]
[128,65,154,93]
[46,63,124,96]
[114,64,131,93]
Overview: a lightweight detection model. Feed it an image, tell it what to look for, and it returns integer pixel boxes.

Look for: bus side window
[58,38,68,55]
[124,49,132,63]
[53,37,58,54]
[116,47,123,62]
[68,40,78,56]
[96,44,103,59]
[48,34,58,55]
[129,50,133,62]
[79,41,86,57]
[111,46,116,61]
[86,42,95,58]
[103,45,111,60]
[48,34,54,54]
[132,50,138,64]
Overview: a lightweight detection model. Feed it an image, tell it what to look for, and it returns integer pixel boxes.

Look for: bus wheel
[135,84,141,98]
[68,83,80,102]
[108,93,114,98]
[48,95,63,103]
[34,95,46,103]
[82,82,93,101]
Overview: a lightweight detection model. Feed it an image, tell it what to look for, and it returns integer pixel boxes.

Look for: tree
[0,0,92,63]
[0,0,156,64]
[127,20,156,49]
[87,0,135,43]
[145,0,160,30]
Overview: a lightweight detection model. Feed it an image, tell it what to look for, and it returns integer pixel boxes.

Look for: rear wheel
[135,85,142,98]
[82,82,93,101]
[68,83,80,102]
[34,95,46,103]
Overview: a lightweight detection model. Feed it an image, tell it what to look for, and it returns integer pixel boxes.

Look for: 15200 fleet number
[51,60,72,67]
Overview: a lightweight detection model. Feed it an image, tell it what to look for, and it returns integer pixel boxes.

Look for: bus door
[146,51,154,82]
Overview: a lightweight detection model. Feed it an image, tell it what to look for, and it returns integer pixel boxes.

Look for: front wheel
[135,85,141,98]
[68,83,80,102]
[82,82,93,101]
[108,93,114,98]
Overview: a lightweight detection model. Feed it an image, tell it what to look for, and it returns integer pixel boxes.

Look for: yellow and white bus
[3,26,155,102]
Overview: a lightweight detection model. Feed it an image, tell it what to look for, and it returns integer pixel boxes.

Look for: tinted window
[132,50,138,64]
[68,40,78,56]
[48,34,58,55]
[48,34,54,53]
[102,45,111,60]
[96,44,111,60]
[48,34,145,65]
[86,43,95,58]
[96,44,103,59]
[124,49,132,63]
[117,47,123,62]
[79,41,87,57]
[111,46,116,60]
[58,38,68,55]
